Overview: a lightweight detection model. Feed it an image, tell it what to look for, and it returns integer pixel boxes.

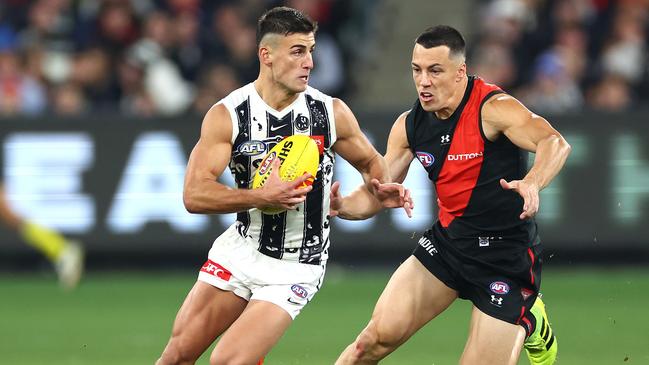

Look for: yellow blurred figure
[0,184,84,290]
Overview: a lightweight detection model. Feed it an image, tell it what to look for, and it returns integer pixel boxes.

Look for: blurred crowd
[0,0,373,117]
[1,0,647,117]
[471,0,649,113]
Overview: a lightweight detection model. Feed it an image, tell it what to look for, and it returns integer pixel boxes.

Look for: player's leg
[459,306,526,365]
[210,299,293,364]
[157,281,248,365]
[0,184,64,258]
[336,256,458,365]
[0,184,84,289]
[523,295,558,365]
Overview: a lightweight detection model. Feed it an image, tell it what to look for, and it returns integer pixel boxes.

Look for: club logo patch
[416,151,435,167]
[490,281,510,294]
[295,114,310,132]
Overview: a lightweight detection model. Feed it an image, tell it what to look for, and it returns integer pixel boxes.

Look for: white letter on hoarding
[612,134,649,224]
[3,133,95,232]
[107,132,208,232]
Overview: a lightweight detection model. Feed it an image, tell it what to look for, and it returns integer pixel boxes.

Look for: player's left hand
[499,178,539,219]
[370,179,413,218]
[329,181,343,217]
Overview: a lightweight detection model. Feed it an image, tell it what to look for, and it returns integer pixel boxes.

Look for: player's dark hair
[415,25,466,59]
[257,6,317,46]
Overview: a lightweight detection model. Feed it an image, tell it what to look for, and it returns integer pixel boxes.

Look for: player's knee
[354,320,403,360]
[158,337,199,365]
[210,349,257,365]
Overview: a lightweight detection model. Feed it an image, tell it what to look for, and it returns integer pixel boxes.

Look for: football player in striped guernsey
[156,7,411,365]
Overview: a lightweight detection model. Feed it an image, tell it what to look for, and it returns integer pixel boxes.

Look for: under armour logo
[490,295,503,306]
[441,134,450,144]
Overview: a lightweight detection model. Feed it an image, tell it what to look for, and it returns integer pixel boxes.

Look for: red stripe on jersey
[518,308,533,336]
[527,248,536,285]
[436,78,500,227]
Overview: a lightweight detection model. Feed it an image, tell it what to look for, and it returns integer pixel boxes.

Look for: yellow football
[252,135,319,214]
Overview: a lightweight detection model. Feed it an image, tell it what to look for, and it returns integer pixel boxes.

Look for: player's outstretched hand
[329,181,343,217]
[259,159,313,211]
[370,179,413,218]
[499,178,539,219]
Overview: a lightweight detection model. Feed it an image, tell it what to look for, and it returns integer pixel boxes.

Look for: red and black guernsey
[406,76,536,243]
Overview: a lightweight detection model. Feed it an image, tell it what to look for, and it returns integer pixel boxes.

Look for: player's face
[411,44,466,112]
[269,32,315,94]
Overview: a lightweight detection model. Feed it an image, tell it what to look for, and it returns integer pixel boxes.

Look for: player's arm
[482,94,572,219]
[383,111,415,184]
[183,104,312,214]
[331,100,411,220]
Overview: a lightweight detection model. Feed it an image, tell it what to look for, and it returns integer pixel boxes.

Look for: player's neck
[435,77,468,120]
[253,78,299,112]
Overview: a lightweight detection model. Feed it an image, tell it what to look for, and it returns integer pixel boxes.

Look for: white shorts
[197,225,326,319]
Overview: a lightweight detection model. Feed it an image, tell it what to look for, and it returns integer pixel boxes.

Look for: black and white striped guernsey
[217,83,337,265]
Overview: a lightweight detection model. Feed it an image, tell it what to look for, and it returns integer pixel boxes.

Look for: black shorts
[412,222,542,335]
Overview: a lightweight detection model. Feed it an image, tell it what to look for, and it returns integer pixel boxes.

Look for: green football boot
[524,295,558,364]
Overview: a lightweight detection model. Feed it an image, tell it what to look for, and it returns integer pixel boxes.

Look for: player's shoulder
[305,85,333,102]
[482,93,525,117]
[397,109,411,122]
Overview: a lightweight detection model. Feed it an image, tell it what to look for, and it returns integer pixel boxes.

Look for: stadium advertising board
[1,111,647,260]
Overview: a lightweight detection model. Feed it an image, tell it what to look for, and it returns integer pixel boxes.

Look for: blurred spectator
[192,63,241,114]
[515,50,584,113]
[171,11,202,82]
[586,73,633,111]
[127,10,193,115]
[52,82,87,115]
[470,39,517,90]
[599,6,646,85]
[69,47,117,109]
[91,1,140,55]
[0,36,47,115]
[17,0,77,52]
[205,3,258,82]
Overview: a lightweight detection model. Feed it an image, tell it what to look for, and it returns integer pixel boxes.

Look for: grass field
[1,267,648,364]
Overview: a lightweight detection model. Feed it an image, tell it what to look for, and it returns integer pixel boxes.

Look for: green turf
[0,268,648,364]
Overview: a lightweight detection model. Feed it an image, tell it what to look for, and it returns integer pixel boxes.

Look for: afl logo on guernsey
[238,140,266,156]
[291,284,308,298]
[416,152,435,167]
[490,281,510,294]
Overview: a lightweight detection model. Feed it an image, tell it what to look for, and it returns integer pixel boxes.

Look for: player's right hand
[370,179,414,218]
[499,178,539,219]
[258,159,313,211]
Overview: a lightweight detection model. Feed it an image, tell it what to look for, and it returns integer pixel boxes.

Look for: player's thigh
[168,281,248,353]
[370,256,458,343]
[460,305,526,365]
[211,299,292,363]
